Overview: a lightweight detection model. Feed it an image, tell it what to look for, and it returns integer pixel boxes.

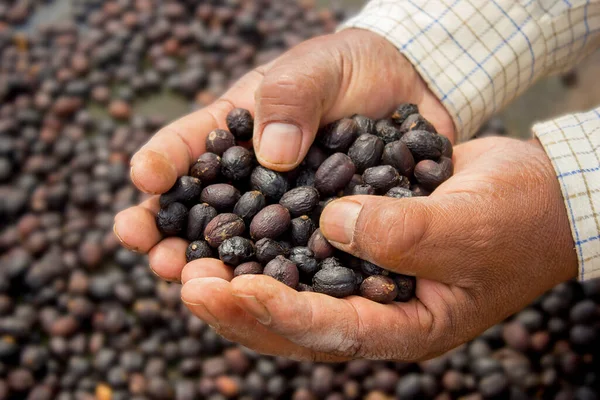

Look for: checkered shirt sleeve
[341,0,600,280]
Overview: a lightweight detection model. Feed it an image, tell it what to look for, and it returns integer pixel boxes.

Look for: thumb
[319,195,465,282]
[252,35,345,171]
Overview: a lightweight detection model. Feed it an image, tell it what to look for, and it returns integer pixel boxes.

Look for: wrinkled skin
[114,29,577,361]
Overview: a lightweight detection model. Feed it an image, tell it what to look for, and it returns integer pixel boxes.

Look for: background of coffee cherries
[0,1,598,399]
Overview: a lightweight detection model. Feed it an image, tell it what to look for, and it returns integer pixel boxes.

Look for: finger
[180,258,233,284]
[113,196,161,253]
[181,277,349,362]
[130,69,264,194]
[319,194,471,283]
[230,274,457,361]
[148,237,188,282]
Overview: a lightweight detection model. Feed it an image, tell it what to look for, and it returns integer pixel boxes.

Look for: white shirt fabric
[341,0,600,280]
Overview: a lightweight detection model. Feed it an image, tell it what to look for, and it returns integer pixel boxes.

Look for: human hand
[114,28,453,279]
[177,137,578,361]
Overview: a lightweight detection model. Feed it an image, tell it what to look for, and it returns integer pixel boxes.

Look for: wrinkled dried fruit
[362,165,399,193]
[319,118,359,152]
[382,140,415,177]
[411,184,430,197]
[156,202,188,236]
[290,216,315,246]
[226,108,253,141]
[438,135,453,158]
[385,187,414,198]
[204,213,245,248]
[233,191,266,222]
[255,238,289,264]
[303,146,328,170]
[279,186,320,217]
[186,240,213,262]
[190,153,221,183]
[375,119,402,144]
[289,247,319,277]
[319,257,343,270]
[250,204,290,240]
[351,184,375,195]
[159,176,202,207]
[233,261,263,276]
[295,169,315,187]
[392,274,416,302]
[312,266,356,298]
[361,260,386,276]
[315,153,355,195]
[263,256,299,288]
[308,228,335,260]
[250,166,289,201]
[352,114,376,135]
[400,130,443,161]
[347,134,384,173]
[200,184,241,211]
[360,275,398,304]
[218,236,255,266]
[400,113,436,133]
[391,103,418,126]
[221,146,253,180]
[205,129,236,155]
[187,203,218,241]
[414,157,453,191]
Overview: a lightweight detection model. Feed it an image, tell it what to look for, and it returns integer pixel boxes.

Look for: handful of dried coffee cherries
[155,104,453,304]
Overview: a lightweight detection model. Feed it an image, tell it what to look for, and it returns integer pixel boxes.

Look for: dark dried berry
[401,130,443,161]
[250,204,291,240]
[391,103,419,126]
[308,228,336,260]
[250,166,289,201]
[438,135,453,158]
[392,274,416,302]
[156,202,188,236]
[255,238,289,264]
[297,283,314,292]
[279,186,320,217]
[414,157,453,191]
[295,169,316,187]
[319,118,359,152]
[361,260,386,276]
[289,247,319,277]
[187,203,218,241]
[319,257,343,270]
[190,153,221,183]
[375,119,402,144]
[382,140,415,177]
[233,191,266,222]
[313,266,356,298]
[344,174,364,195]
[385,187,415,199]
[362,165,399,193]
[397,175,411,189]
[234,261,263,276]
[360,275,398,304]
[290,216,316,246]
[303,146,328,170]
[205,129,236,155]
[226,108,253,141]
[410,184,430,197]
[200,184,241,211]
[400,113,436,133]
[347,134,385,173]
[218,236,255,266]
[351,184,375,195]
[315,153,356,195]
[185,240,213,262]
[352,114,376,135]
[159,176,202,207]
[263,256,299,288]
[204,213,245,248]
[221,146,254,180]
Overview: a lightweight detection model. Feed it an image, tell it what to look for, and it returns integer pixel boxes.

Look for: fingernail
[181,299,220,329]
[320,199,362,245]
[232,294,272,325]
[258,123,302,166]
[112,223,139,253]
[148,264,180,283]
[130,149,177,194]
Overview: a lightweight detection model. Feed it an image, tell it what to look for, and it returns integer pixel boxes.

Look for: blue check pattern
[342,0,600,280]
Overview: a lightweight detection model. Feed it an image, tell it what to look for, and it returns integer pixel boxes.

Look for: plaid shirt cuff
[534,108,600,281]
[341,0,600,142]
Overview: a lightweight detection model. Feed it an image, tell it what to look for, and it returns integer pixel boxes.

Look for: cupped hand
[178,137,577,361]
[113,28,452,280]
